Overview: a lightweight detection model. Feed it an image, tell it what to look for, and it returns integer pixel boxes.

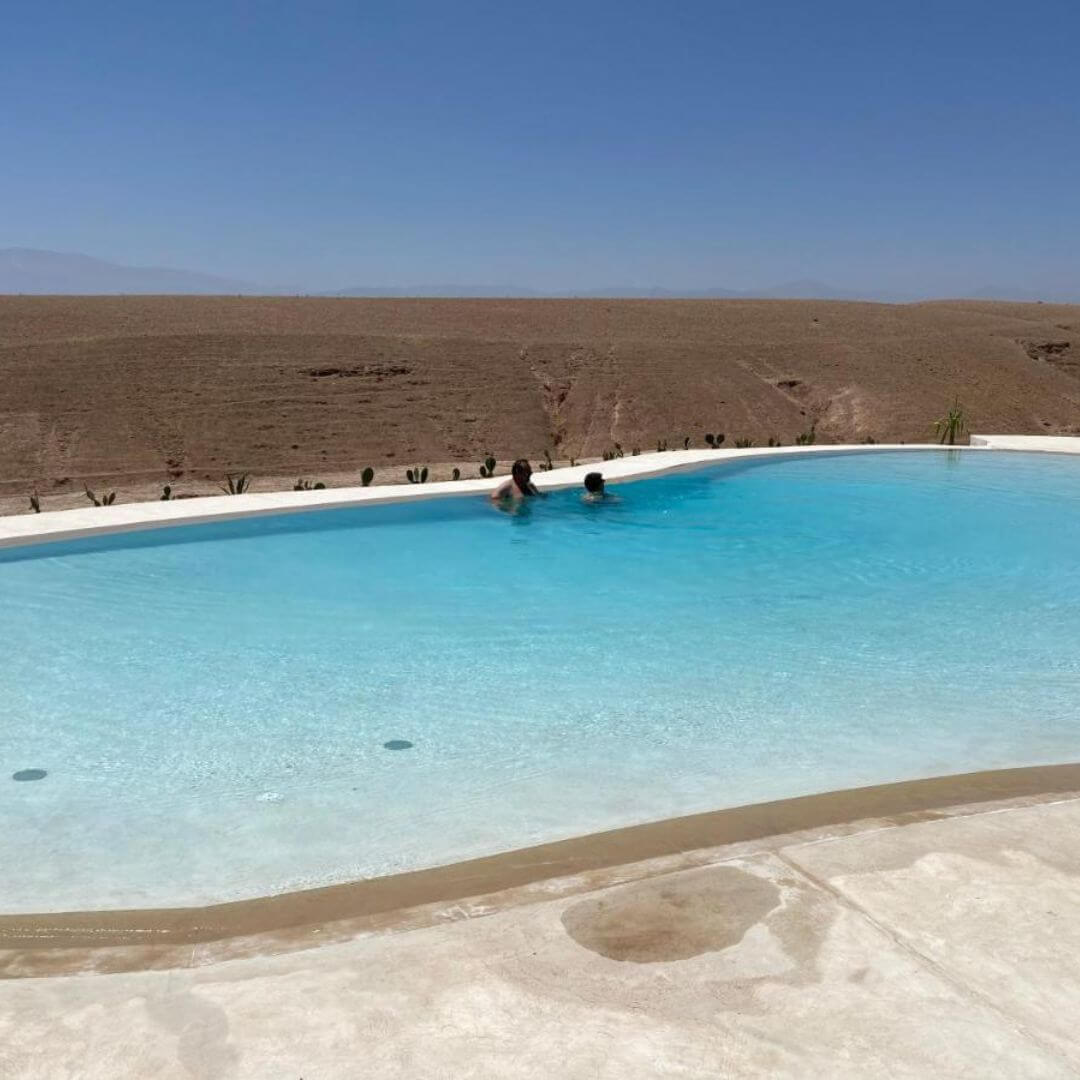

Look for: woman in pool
[490,458,543,503]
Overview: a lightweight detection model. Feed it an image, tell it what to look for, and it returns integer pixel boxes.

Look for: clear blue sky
[3,0,1078,294]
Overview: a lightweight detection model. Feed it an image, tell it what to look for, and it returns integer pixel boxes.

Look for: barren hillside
[1,295,1078,513]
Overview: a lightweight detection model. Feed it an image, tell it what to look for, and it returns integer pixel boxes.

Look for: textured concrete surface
[4,796,1080,1078]
[970,434,1080,452]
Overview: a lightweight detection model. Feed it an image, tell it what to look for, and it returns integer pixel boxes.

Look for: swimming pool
[4,450,1080,913]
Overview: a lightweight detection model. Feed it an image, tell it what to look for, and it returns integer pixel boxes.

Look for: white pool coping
[1,435,1077,551]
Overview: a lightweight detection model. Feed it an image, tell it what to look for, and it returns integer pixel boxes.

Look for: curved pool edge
[5,760,1080,979]
[3,435,1076,552]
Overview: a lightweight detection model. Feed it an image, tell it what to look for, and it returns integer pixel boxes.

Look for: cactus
[479,454,497,478]
[704,433,726,448]
[293,479,326,491]
[734,438,753,449]
[451,467,461,481]
[683,435,691,450]
[361,466,374,487]
[656,439,668,452]
[220,473,251,495]
[768,436,780,447]
[406,466,429,484]
[795,423,817,446]
[85,487,117,507]
[632,447,640,456]
[541,449,553,471]
[29,489,41,513]
[160,485,172,501]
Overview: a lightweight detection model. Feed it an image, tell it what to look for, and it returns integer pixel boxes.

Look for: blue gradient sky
[3,1,1078,294]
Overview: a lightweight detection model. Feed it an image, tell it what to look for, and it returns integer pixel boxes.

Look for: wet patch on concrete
[561,865,780,963]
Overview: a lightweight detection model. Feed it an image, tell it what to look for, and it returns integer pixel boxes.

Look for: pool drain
[383,739,414,751]
[12,769,47,782]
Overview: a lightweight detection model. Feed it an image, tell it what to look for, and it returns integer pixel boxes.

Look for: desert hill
[0,295,1077,512]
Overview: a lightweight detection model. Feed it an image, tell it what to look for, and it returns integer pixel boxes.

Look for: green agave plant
[934,401,968,445]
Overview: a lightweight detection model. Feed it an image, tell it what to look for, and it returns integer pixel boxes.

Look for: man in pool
[582,471,616,503]
[490,458,543,504]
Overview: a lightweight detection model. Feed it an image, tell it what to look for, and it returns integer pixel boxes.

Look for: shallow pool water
[4,450,1080,912]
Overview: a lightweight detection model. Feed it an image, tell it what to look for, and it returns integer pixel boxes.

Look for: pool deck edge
[5,761,1080,979]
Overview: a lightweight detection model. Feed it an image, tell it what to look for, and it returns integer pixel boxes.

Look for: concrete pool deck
[4,781,1080,1077]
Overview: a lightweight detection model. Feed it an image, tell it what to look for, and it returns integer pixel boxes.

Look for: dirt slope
[1,296,1078,512]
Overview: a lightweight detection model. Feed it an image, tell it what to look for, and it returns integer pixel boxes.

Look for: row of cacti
[28,461,420,510]
[20,439,773,513]
[21,407,966,513]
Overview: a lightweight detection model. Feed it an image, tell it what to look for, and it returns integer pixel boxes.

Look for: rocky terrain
[1,295,1077,514]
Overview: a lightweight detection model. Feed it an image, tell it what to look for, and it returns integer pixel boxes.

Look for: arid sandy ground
[1,295,1077,515]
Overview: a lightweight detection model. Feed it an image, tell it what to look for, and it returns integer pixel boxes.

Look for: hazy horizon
[3,247,1078,303]
[4,2,1079,296]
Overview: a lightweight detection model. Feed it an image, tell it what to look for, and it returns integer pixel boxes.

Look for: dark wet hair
[511,458,533,493]
[584,472,604,494]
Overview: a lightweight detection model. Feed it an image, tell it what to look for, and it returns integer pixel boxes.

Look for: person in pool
[582,471,606,501]
[582,471,619,503]
[490,458,543,503]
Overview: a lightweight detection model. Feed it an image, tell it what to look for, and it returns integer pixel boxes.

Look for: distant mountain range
[1,248,1076,303]
[324,279,881,300]
[0,248,257,295]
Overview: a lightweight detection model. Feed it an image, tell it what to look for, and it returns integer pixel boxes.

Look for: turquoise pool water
[4,450,1080,912]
